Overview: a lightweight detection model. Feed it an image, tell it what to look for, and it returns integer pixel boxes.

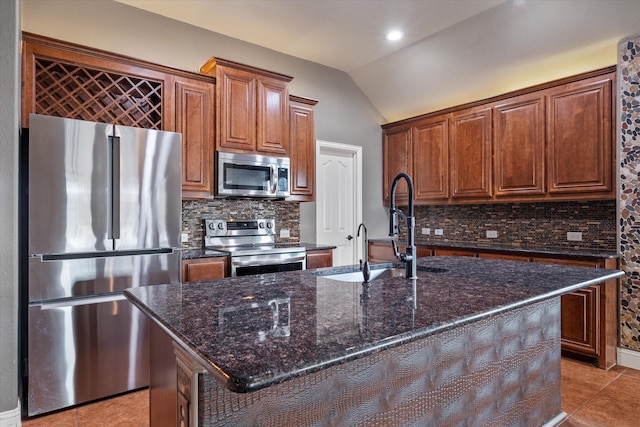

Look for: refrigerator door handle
[37,293,127,310]
[108,131,121,241]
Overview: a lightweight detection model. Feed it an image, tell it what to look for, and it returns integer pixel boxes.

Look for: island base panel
[194,298,563,426]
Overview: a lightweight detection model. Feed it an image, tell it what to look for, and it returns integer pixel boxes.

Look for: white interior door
[316,141,362,266]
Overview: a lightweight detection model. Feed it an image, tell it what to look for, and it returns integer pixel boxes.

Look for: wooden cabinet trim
[288,96,317,201]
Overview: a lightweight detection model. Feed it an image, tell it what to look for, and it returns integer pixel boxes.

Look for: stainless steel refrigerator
[22,114,182,417]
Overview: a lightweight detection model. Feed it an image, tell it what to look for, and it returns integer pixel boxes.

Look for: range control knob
[266,221,273,229]
[258,221,265,229]
[217,222,225,230]
[208,221,215,230]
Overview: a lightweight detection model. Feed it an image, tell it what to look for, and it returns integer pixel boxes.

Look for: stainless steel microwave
[216,151,290,198]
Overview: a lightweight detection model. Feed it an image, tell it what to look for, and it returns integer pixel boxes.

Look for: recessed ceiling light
[385,30,404,42]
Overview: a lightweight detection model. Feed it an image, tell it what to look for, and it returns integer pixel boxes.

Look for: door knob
[347,235,353,240]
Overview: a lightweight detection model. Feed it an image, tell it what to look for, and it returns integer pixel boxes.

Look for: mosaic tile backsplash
[181,199,301,249]
[396,201,616,251]
[619,37,640,352]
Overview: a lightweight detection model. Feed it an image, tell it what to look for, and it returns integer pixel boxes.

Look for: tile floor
[21,358,640,426]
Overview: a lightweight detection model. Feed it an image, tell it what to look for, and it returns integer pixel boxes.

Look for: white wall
[21,0,390,240]
[0,0,20,415]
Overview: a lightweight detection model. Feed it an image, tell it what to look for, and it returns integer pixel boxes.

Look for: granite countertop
[182,243,336,260]
[124,257,623,394]
[369,238,619,259]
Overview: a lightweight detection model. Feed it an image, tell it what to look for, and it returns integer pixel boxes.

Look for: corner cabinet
[200,57,292,156]
[382,126,412,205]
[381,66,616,205]
[22,32,217,199]
[288,96,318,201]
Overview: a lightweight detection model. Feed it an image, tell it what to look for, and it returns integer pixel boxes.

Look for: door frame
[315,140,363,265]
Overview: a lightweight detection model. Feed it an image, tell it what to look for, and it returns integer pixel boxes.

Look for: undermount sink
[320,267,405,282]
[318,266,449,282]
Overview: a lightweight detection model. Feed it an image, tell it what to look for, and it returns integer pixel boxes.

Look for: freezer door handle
[108,130,121,241]
[37,294,126,310]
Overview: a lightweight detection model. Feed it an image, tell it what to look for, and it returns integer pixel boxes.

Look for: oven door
[231,252,306,277]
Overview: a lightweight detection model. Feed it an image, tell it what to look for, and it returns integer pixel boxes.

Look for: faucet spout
[357,223,371,282]
[388,172,417,279]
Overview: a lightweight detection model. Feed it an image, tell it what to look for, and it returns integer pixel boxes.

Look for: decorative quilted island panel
[197,298,562,426]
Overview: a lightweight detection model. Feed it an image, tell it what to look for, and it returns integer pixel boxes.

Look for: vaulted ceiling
[117,0,640,122]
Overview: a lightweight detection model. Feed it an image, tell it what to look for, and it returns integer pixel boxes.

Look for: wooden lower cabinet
[368,241,432,263]
[182,257,229,282]
[306,248,334,269]
[433,248,477,257]
[532,257,617,369]
[368,241,617,369]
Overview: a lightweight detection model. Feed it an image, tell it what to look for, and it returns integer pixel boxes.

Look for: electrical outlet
[181,233,189,243]
[280,229,290,238]
[567,231,583,242]
[435,229,444,236]
[421,227,431,235]
[486,230,498,238]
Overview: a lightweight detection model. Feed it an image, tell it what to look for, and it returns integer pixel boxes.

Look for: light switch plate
[421,228,431,235]
[181,233,189,243]
[567,231,583,241]
[486,230,498,238]
[280,229,290,238]
[435,229,444,236]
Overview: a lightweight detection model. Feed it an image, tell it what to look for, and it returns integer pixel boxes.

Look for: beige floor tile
[75,390,149,427]
[22,408,78,427]
[566,374,640,427]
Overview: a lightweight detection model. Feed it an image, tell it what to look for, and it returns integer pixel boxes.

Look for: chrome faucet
[357,223,371,282]
[389,172,417,279]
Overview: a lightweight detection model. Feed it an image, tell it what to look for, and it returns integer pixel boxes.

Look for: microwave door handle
[270,164,277,194]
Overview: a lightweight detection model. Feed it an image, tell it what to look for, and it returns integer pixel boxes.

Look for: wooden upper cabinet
[493,93,545,197]
[449,107,493,200]
[288,95,318,201]
[257,77,289,154]
[545,73,614,197]
[383,126,412,206]
[413,115,449,201]
[175,77,215,199]
[202,57,292,155]
[216,66,257,152]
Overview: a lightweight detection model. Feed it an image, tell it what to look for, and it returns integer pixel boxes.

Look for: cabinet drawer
[182,258,229,282]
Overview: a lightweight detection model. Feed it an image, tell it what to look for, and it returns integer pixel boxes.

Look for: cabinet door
[288,97,317,201]
[450,107,493,200]
[383,126,412,206]
[217,66,257,151]
[182,258,229,282]
[493,94,545,197]
[413,116,449,201]
[175,78,215,199]
[532,257,600,357]
[257,77,289,155]
[546,74,614,196]
[433,249,477,257]
[306,249,333,269]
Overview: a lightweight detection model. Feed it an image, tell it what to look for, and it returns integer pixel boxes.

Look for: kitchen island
[124,256,623,426]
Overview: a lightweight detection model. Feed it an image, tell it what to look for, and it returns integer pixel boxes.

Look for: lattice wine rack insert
[34,58,163,129]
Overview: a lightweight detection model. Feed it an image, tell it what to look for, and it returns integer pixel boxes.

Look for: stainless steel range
[205,219,306,276]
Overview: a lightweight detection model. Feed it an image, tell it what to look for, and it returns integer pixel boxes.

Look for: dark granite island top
[125,257,623,426]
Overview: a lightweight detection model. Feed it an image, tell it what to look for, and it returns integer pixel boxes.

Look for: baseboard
[0,401,20,427]
[617,347,640,370]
